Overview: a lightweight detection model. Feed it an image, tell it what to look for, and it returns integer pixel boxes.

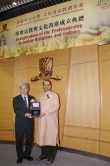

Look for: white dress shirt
[21,94,29,108]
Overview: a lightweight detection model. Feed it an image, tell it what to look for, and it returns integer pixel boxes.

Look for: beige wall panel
[0,59,15,76]
[0,59,14,124]
[0,121,13,130]
[14,56,27,96]
[100,142,110,157]
[0,131,14,141]
[99,43,110,157]
[34,138,37,144]
[60,136,99,154]
[0,114,13,121]
[71,45,98,64]
[100,60,110,129]
[25,68,42,98]
[99,44,110,61]
[14,56,26,69]
[64,126,99,141]
[65,61,100,128]
[25,49,70,68]
[0,59,14,137]
[0,105,13,121]
[13,69,27,96]
[100,131,110,143]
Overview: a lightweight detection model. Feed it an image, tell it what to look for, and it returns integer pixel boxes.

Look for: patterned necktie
[24,96,28,108]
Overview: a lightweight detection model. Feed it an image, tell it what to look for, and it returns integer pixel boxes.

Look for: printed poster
[0,0,110,59]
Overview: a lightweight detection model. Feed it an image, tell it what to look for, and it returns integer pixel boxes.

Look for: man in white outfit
[36,79,59,164]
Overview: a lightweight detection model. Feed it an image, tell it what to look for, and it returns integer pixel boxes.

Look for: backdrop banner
[0,0,110,59]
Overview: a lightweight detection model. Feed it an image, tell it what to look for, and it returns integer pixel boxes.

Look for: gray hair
[19,83,29,88]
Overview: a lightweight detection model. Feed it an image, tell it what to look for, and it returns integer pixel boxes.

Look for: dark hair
[43,79,52,86]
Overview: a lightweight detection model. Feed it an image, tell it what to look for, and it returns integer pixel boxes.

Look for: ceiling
[0,0,70,22]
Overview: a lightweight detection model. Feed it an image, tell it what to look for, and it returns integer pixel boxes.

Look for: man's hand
[25,113,32,118]
[40,112,46,117]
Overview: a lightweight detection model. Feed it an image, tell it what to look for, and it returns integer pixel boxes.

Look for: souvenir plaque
[31,102,40,118]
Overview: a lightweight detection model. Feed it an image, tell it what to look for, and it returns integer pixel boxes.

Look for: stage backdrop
[1,44,110,158]
[0,0,110,59]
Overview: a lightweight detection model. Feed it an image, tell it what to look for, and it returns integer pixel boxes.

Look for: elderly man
[36,79,59,165]
[13,83,35,164]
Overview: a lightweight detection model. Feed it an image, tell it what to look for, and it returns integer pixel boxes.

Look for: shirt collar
[45,90,51,94]
[21,94,28,98]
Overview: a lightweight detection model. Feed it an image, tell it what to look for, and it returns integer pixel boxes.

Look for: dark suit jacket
[13,94,35,130]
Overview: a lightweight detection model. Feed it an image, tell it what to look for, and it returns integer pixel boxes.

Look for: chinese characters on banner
[0,0,110,59]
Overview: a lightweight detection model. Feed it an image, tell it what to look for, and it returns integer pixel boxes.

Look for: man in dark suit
[13,83,35,164]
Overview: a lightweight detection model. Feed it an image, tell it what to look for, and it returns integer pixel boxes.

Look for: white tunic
[36,91,59,146]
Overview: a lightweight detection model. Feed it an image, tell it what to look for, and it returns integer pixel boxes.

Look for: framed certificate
[31,102,40,118]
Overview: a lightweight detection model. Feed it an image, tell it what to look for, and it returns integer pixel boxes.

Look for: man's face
[19,85,28,96]
[43,81,51,92]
